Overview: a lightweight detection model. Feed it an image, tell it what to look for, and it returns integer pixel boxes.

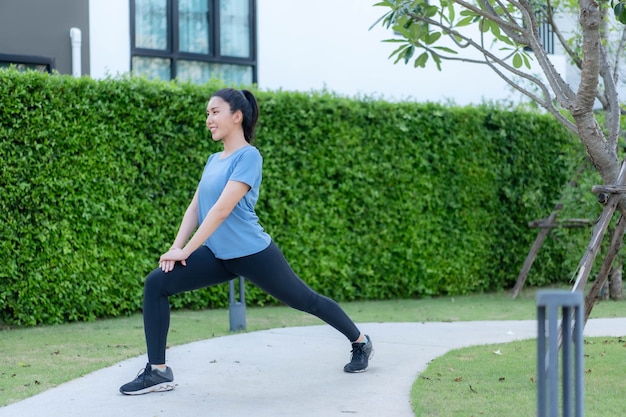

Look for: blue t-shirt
[197,146,271,259]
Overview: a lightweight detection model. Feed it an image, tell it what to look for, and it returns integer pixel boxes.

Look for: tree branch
[529,40,577,106]
[452,0,528,43]
[613,27,626,83]
[415,14,526,75]
[485,58,578,133]
[546,0,583,68]
[492,0,520,26]
[419,45,493,65]
[470,0,577,106]
[413,12,579,133]
[517,0,542,40]
[599,45,621,149]
[477,0,528,44]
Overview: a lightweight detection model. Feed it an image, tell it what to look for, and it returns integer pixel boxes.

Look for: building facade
[0,0,90,74]
[0,0,592,106]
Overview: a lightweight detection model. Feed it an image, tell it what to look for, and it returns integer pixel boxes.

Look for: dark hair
[211,88,259,144]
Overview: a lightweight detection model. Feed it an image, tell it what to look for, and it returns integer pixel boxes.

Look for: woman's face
[206,96,240,142]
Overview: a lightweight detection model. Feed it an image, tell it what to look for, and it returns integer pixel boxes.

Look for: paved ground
[1,318,625,417]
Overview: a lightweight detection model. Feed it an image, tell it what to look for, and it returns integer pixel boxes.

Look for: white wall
[257,0,545,105]
[89,0,130,78]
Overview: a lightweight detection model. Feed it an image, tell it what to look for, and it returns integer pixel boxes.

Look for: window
[130,0,256,85]
[0,53,55,73]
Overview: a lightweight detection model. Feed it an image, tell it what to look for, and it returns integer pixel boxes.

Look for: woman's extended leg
[225,241,373,372]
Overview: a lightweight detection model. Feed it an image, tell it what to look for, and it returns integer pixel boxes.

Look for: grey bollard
[228,276,246,331]
[536,290,584,417]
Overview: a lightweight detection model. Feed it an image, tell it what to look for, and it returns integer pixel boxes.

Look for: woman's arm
[157,189,199,272]
[170,188,200,250]
[158,180,251,272]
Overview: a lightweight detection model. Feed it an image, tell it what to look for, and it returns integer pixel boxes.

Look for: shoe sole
[120,382,175,395]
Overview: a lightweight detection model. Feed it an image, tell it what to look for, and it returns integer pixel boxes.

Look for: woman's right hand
[158,247,188,273]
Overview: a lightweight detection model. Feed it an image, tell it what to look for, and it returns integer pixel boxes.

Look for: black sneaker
[119,363,175,395]
[343,335,374,373]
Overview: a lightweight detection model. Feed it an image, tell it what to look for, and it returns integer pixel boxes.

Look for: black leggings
[143,241,361,364]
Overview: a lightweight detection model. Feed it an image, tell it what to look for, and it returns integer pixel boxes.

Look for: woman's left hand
[158,248,188,273]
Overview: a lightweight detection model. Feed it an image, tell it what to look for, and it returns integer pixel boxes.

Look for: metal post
[228,276,246,331]
[536,290,584,417]
[537,306,546,417]
[574,301,584,417]
[562,304,572,417]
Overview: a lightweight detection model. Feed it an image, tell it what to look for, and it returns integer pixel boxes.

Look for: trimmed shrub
[0,69,578,325]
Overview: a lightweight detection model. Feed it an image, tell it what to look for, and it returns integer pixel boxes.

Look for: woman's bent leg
[143,246,235,364]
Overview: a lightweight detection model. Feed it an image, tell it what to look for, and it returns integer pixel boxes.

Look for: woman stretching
[119,88,373,395]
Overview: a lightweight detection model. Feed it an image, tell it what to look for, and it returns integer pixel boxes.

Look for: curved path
[1,319,624,417]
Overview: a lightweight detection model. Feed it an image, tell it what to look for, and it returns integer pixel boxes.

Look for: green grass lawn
[413,336,626,416]
[1,287,625,415]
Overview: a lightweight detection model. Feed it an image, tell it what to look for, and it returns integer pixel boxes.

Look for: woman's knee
[144,268,168,297]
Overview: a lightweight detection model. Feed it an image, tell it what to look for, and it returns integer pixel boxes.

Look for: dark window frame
[0,53,55,73]
[129,0,257,82]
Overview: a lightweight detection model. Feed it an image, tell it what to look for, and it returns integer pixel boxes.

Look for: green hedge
[0,70,580,325]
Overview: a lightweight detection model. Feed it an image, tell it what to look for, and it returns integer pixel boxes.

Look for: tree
[373,0,626,321]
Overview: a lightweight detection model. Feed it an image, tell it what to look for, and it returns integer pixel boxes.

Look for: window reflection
[179,0,209,54]
[135,0,168,50]
[132,56,171,80]
[0,62,49,72]
[220,0,250,58]
[177,60,252,85]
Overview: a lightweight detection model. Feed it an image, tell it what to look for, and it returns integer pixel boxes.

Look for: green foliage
[374,0,532,71]
[375,0,626,72]
[615,0,626,24]
[0,69,578,326]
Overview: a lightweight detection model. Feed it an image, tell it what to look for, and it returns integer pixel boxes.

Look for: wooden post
[609,257,623,300]
[583,215,626,323]
[512,207,561,299]
[512,164,589,298]
[572,160,626,294]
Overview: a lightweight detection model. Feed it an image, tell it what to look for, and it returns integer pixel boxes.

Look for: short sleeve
[229,147,262,189]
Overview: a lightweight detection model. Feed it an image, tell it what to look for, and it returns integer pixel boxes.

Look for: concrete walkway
[1,319,625,417]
